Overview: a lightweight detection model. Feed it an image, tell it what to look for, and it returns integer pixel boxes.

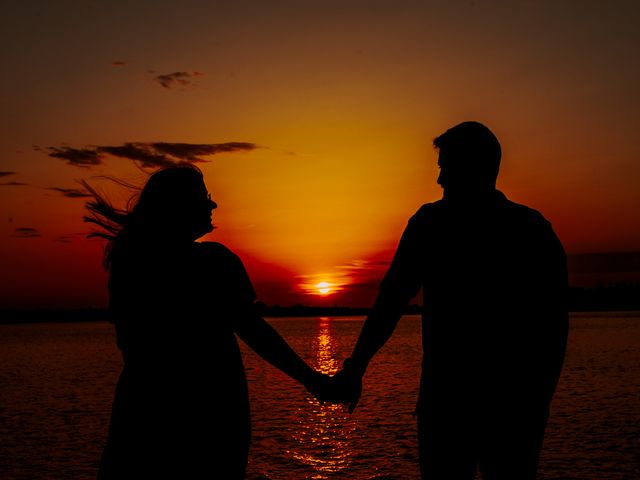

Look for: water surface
[1,313,639,479]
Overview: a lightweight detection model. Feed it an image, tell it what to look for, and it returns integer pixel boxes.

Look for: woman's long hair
[83,164,205,270]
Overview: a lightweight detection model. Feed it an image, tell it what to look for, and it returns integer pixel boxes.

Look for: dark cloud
[153,71,204,89]
[47,187,92,198]
[43,141,257,169]
[0,181,29,186]
[96,143,174,168]
[151,142,257,162]
[11,227,41,238]
[111,61,127,67]
[0,171,16,177]
[45,146,104,167]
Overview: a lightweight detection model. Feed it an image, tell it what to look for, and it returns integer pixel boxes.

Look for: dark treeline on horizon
[1,283,639,324]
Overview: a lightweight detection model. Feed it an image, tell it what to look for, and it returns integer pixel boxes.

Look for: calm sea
[1,314,639,479]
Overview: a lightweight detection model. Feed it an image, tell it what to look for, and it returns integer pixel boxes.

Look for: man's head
[433,121,501,194]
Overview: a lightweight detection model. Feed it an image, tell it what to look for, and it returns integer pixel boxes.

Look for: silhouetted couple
[88,121,567,479]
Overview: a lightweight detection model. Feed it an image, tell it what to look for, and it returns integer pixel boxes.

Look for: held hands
[303,361,364,413]
[327,366,363,413]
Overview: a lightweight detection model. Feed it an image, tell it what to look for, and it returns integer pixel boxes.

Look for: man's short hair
[433,121,502,185]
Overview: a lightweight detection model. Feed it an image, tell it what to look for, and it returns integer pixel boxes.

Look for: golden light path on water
[288,318,356,479]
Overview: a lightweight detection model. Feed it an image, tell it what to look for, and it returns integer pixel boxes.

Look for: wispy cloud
[325,258,392,295]
[11,227,41,238]
[0,171,16,177]
[0,181,29,187]
[42,142,257,169]
[153,71,204,89]
[47,187,92,198]
[96,143,174,168]
[45,146,104,167]
[111,61,127,67]
[336,258,391,272]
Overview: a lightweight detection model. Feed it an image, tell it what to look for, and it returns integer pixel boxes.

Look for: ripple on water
[1,314,639,479]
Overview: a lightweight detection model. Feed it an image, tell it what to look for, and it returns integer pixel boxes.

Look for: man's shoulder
[412,200,445,219]
[500,195,550,226]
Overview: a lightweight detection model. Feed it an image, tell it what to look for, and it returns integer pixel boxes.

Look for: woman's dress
[98,241,256,479]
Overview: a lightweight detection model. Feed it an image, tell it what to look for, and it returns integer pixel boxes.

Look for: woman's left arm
[209,243,332,399]
[235,307,330,399]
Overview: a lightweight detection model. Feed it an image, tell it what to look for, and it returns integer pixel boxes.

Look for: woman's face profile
[182,178,217,240]
[157,175,217,241]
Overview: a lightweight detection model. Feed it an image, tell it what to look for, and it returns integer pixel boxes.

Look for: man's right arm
[332,213,425,410]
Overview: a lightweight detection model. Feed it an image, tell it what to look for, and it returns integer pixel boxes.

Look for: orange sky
[1,1,639,308]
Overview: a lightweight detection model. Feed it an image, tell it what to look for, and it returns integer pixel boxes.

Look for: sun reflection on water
[288,317,356,478]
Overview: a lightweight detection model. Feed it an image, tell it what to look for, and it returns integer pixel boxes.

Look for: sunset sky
[1,1,639,308]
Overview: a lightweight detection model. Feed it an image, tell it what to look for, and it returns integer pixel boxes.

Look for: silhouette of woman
[85,165,328,479]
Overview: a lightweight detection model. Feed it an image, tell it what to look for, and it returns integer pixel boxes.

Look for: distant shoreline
[0,304,640,324]
[0,306,375,324]
[2,283,639,324]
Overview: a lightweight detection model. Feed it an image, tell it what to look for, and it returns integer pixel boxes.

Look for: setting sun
[298,276,348,300]
[315,282,332,296]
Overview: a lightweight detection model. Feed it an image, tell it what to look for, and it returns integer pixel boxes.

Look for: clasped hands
[305,362,364,413]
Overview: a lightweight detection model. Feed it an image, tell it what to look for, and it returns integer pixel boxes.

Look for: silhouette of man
[330,121,568,479]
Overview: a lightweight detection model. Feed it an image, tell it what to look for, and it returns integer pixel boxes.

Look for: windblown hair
[83,163,204,270]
